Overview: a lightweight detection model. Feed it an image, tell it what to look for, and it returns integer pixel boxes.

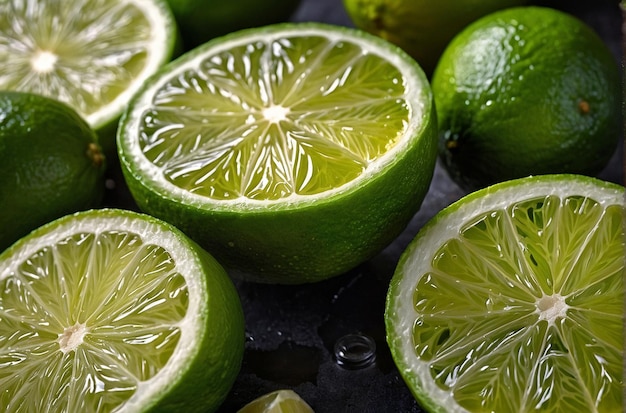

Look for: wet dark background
[103,0,624,411]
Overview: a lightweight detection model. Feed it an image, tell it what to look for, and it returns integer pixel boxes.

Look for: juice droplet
[333,333,377,369]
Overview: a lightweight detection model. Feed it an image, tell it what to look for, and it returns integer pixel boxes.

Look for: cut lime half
[385,174,624,412]
[118,22,437,283]
[0,0,177,149]
[0,209,244,412]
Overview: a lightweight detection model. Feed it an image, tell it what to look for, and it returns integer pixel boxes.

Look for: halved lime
[237,389,315,413]
[0,209,245,412]
[118,22,437,284]
[385,174,624,412]
[0,0,178,150]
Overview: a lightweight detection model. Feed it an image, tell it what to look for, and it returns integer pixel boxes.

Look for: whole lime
[166,0,302,49]
[342,0,529,76]
[0,91,106,251]
[432,6,621,191]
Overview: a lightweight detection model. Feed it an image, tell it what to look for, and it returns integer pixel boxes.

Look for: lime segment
[238,389,315,413]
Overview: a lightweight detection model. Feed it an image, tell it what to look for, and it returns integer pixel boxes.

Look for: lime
[165,0,302,49]
[342,0,529,76]
[431,6,621,191]
[117,23,438,284]
[385,174,624,412]
[238,389,315,413]
[0,0,178,152]
[0,208,245,412]
[0,91,106,252]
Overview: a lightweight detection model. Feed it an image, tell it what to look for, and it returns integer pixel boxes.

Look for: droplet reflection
[334,333,377,369]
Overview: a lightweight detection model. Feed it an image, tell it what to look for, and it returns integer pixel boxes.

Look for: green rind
[145,239,245,413]
[384,174,625,412]
[118,23,438,284]
[0,91,106,253]
[0,208,245,413]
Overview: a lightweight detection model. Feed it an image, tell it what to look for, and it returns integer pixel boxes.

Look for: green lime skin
[165,0,303,49]
[432,6,621,191]
[0,91,106,251]
[342,0,530,76]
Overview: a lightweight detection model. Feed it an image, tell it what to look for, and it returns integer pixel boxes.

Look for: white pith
[387,178,624,412]
[0,0,172,128]
[120,26,429,209]
[0,212,204,412]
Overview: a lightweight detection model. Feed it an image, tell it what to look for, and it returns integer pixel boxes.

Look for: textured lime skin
[0,208,245,413]
[118,24,439,284]
[432,6,621,191]
[343,0,529,76]
[0,91,106,252]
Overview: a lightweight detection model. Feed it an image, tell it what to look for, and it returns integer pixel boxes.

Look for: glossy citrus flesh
[0,209,245,413]
[386,175,624,412]
[119,23,437,283]
[0,0,175,141]
[138,32,410,201]
[342,0,529,75]
[0,91,105,252]
[432,6,621,190]
[237,389,315,413]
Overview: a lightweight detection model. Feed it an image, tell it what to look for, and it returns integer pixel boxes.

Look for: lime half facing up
[118,23,438,284]
[0,0,178,151]
[0,209,245,412]
[385,174,624,412]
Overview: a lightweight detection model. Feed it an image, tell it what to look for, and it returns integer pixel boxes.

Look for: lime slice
[237,389,315,413]
[0,0,177,149]
[118,22,437,284]
[385,174,624,412]
[0,209,245,412]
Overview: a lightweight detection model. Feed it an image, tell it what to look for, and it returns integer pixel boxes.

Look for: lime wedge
[238,389,315,413]
[385,174,624,412]
[0,209,244,412]
[118,23,437,283]
[0,0,177,149]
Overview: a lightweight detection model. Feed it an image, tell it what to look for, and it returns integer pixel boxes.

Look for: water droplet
[334,333,377,369]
